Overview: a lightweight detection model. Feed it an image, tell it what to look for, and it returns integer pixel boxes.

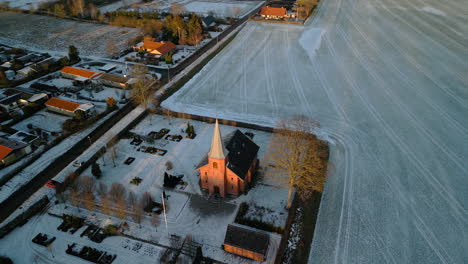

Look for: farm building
[60,66,102,81]
[223,225,269,262]
[45,97,95,118]
[0,137,33,166]
[197,120,259,197]
[259,6,287,19]
[134,38,177,57]
[98,73,129,89]
[45,97,80,116]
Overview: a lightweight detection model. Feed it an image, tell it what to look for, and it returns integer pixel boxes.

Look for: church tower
[205,119,227,196]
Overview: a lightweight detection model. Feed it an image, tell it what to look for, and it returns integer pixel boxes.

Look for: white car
[73,161,84,167]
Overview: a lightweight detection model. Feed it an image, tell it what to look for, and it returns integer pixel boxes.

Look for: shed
[223,224,269,262]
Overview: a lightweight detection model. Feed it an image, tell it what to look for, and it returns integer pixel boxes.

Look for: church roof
[224,130,259,179]
[208,119,226,160]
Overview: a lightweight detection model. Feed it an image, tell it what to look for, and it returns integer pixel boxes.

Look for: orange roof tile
[45,97,80,112]
[259,6,287,17]
[0,145,13,160]
[60,66,102,79]
[142,41,176,55]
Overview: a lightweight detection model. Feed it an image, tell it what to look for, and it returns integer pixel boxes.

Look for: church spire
[208,119,226,160]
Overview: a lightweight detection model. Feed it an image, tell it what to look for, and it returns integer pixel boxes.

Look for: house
[197,120,259,197]
[0,89,34,113]
[259,6,287,19]
[60,66,102,82]
[1,61,12,69]
[134,38,177,57]
[98,73,129,89]
[0,137,33,167]
[223,225,269,262]
[8,131,38,146]
[76,103,96,118]
[202,15,216,27]
[17,66,37,79]
[5,70,15,80]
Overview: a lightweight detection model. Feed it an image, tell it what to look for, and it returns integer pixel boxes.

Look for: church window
[213,162,218,169]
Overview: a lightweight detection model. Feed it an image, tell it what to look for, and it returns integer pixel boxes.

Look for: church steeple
[208,119,226,160]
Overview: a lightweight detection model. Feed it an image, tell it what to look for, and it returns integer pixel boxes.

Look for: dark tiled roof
[99,73,129,84]
[224,225,269,255]
[225,130,259,179]
[203,15,215,26]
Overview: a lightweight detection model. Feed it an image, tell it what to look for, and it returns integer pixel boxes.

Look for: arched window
[213,162,218,169]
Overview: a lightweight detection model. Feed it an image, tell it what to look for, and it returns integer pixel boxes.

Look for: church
[197,120,259,197]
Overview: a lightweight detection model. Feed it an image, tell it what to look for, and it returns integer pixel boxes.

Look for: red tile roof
[259,6,287,17]
[60,66,102,79]
[45,97,80,112]
[0,145,13,160]
[142,41,176,55]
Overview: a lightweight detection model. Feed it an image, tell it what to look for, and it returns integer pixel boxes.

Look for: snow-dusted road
[162,0,468,263]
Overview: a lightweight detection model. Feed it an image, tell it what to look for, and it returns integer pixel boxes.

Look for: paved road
[162,0,468,263]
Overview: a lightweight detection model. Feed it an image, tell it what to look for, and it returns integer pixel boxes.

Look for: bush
[165,161,173,170]
[103,224,119,235]
[91,163,101,178]
[0,256,13,264]
[130,177,142,185]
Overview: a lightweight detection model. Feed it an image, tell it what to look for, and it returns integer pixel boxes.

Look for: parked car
[45,180,60,188]
[73,161,84,167]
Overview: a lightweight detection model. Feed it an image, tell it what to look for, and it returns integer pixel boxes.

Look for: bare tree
[82,192,96,211]
[163,108,173,124]
[97,182,107,197]
[100,195,112,216]
[265,116,328,208]
[141,192,153,211]
[107,138,119,167]
[109,183,126,202]
[151,213,160,227]
[69,189,81,208]
[132,200,144,225]
[232,6,242,18]
[70,0,85,17]
[79,175,95,194]
[116,199,127,219]
[128,64,156,108]
[127,191,137,207]
[170,3,186,16]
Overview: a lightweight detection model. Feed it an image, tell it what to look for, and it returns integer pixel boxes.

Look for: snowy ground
[0,0,54,10]
[162,0,468,263]
[12,109,69,133]
[0,11,142,57]
[0,114,284,263]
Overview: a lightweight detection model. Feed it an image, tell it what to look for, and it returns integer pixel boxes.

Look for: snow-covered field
[0,11,142,57]
[0,0,54,10]
[183,0,261,17]
[162,0,468,263]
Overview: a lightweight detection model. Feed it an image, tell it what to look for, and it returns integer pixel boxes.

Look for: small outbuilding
[223,224,269,262]
[44,97,80,117]
[98,73,129,89]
